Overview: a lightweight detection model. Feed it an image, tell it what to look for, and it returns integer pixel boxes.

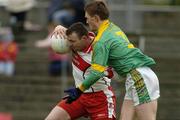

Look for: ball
[50,34,70,54]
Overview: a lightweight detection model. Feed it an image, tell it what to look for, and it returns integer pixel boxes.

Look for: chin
[73,48,80,51]
[88,26,93,30]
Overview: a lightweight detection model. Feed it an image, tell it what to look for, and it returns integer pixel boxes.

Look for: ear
[94,15,101,22]
[88,32,95,40]
[81,35,88,41]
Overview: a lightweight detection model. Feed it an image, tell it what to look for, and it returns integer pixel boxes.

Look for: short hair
[66,22,88,38]
[85,1,109,20]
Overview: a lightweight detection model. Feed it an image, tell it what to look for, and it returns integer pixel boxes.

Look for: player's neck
[97,19,105,28]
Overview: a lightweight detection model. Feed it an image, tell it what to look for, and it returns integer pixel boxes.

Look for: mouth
[70,46,75,51]
[70,46,73,49]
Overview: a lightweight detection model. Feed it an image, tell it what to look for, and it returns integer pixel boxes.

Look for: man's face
[67,32,87,51]
[85,12,98,32]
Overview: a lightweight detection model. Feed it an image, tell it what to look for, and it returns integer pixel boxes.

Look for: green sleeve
[80,41,110,91]
[81,70,104,90]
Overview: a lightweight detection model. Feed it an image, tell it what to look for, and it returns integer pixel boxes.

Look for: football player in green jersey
[81,1,160,120]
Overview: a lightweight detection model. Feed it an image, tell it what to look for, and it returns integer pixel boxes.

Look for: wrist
[78,84,86,92]
[76,87,83,95]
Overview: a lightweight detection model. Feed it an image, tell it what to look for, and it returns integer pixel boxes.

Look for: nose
[69,43,72,47]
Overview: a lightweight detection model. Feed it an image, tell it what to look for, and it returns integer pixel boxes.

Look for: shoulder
[101,23,120,37]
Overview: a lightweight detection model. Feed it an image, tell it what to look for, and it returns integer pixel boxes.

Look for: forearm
[79,70,104,91]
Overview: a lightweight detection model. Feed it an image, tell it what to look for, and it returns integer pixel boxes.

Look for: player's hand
[62,87,83,104]
[104,67,114,78]
[51,25,67,38]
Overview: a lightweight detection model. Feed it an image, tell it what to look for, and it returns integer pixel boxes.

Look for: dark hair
[66,22,88,38]
[84,1,109,20]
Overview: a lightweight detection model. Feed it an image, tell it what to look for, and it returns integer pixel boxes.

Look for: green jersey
[79,20,155,91]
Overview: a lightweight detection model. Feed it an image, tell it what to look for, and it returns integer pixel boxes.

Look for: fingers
[64,89,71,93]
[62,95,73,104]
[66,99,73,104]
[50,25,67,39]
[54,25,67,38]
[51,30,64,38]
[54,25,67,31]
[62,95,69,100]
[66,97,74,104]
[62,87,80,104]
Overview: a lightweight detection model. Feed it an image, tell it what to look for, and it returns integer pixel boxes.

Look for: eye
[69,40,76,43]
